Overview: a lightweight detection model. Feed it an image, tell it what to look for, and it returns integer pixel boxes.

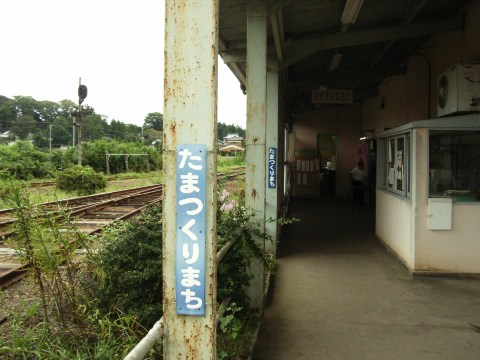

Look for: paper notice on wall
[388,168,394,187]
[302,173,307,185]
[301,161,306,172]
[296,160,301,171]
[297,173,302,185]
[305,161,310,172]
[310,161,315,172]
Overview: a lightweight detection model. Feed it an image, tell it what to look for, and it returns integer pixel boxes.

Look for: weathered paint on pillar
[163,1,218,359]
[265,67,279,257]
[245,0,268,307]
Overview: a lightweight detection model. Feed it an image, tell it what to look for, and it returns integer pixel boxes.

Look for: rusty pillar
[163,1,218,359]
[245,0,268,307]
[265,63,279,257]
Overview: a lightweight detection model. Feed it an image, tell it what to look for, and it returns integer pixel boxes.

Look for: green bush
[82,139,162,174]
[56,165,107,195]
[0,183,145,359]
[95,204,163,328]
[0,141,55,180]
[50,147,76,170]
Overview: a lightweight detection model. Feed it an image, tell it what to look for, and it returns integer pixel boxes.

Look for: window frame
[428,129,480,202]
[379,132,411,198]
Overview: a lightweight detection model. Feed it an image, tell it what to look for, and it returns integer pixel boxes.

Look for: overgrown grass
[1,154,243,209]
[0,171,164,209]
[0,177,279,359]
[0,184,152,359]
[218,153,246,173]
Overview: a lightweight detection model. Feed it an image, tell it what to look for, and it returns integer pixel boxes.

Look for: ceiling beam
[289,65,407,90]
[220,17,464,66]
[218,35,247,86]
[270,10,284,62]
[283,16,464,67]
[368,0,428,70]
[220,16,465,67]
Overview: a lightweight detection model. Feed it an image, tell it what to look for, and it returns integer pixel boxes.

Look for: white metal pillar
[245,0,268,307]
[163,1,218,359]
[265,63,279,257]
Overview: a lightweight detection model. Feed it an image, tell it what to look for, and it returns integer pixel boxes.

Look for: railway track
[0,184,162,238]
[0,169,245,289]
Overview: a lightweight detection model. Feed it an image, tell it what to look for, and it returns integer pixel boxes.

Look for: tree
[11,115,36,139]
[0,96,15,131]
[58,99,77,123]
[83,115,107,141]
[32,130,49,149]
[144,112,163,131]
[109,119,127,139]
[36,100,60,125]
[217,122,245,141]
[11,96,38,118]
[51,122,72,147]
[143,128,162,144]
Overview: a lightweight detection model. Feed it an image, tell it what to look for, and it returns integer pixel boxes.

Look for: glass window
[381,133,410,197]
[429,130,480,202]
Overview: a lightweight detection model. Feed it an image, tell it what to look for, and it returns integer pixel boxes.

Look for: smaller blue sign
[176,144,206,316]
[268,147,277,189]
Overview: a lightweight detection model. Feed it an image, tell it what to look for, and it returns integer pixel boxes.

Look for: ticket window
[429,130,480,202]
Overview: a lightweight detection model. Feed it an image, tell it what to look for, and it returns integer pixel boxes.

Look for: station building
[216,0,480,276]
[160,1,480,358]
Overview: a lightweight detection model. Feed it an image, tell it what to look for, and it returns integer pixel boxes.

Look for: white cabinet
[428,198,452,230]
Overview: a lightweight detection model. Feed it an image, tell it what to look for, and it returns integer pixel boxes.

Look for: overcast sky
[0,0,246,128]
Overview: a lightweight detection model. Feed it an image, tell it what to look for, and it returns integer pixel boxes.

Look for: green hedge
[56,165,107,195]
[0,141,55,180]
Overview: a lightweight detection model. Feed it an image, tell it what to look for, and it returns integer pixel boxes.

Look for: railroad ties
[0,185,163,289]
[0,168,245,289]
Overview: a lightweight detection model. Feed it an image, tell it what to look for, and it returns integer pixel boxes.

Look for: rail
[124,235,241,360]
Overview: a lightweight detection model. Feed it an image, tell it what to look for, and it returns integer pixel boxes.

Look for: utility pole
[49,124,52,152]
[77,78,88,165]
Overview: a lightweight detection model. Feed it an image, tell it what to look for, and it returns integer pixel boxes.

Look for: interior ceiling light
[329,52,343,71]
[341,0,365,25]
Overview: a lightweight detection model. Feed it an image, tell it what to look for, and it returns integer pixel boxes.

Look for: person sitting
[351,160,367,206]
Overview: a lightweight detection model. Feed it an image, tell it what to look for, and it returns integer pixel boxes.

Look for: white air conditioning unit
[437,64,480,117]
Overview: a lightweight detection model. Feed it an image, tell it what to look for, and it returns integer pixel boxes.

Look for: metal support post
[77,108,82,165]
[106,152,110,175]
[163,0,219,359]
[49,124,52,152]
[145,154,150,172]
[245,0,268,307]
[77,77,86,166]
[265,67,279,257]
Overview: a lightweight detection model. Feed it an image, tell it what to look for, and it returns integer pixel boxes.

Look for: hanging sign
[176,144,206,316]
[312,88,353,104]
[268,147,277,189]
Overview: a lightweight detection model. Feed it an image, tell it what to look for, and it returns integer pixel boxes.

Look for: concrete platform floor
[253,198,480,360]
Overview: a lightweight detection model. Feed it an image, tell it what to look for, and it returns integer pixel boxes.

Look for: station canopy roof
[219,144,246,152]
[219,0,471,115]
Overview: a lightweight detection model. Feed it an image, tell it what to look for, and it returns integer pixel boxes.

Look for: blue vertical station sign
[268,147,277,189]
[176,144,206,316]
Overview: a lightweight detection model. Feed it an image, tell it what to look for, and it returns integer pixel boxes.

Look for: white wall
[376,190,414,269]
[369,2,480,275]
[415,204,480,273]
[378,127,480,275]
[412,129,480,273]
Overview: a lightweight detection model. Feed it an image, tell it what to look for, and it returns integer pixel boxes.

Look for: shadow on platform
[253,198,480,360]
